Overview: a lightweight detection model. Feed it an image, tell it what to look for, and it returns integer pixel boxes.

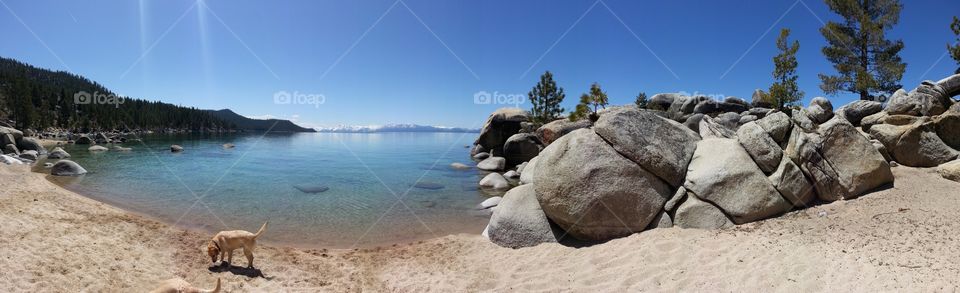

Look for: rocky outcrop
[751,89,773,108]
[698,115,736,139]
[486,185,560,248]
[886,81,953,116]
[768,156,816,208]
[534,129,672,240]
[756,111,792,144]
[593,108,700,187]
[502,133,542,166]
[684,138,792,224]
[474,108,529,156]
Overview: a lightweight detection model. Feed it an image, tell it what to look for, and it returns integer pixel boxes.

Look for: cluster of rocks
[474,73,960,249]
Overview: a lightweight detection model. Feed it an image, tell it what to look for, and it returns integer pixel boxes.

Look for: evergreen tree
[769,29,803,111]
[819,0,906,100]
[569,83,608,122]
[950,16,960,74]
[527,71,565,125]
[634,92,648,109]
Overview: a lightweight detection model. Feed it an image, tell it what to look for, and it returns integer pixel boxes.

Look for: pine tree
[769,29,803,111]
[950,16,960,74]
[528,71,565,125]
[819,0,906,100]
[634,92,648,109]
[569,83,609,122]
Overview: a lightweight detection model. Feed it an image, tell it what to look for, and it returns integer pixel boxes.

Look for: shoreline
[4,161,960,291]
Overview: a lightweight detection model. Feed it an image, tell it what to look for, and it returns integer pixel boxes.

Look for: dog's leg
[227,250,234,264]
[243,247,254,268]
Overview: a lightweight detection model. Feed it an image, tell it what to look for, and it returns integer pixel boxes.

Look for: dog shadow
[208,262,271,279]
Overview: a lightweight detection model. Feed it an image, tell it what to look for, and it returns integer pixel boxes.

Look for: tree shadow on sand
[208,262,273,279]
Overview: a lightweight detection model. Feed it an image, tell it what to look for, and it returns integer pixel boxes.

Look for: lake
[42,132,498,248]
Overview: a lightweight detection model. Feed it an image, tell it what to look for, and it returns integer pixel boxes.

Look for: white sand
[1,164,958,292]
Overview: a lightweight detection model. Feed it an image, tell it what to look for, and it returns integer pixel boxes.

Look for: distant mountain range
[208,109,315,132]
[315,124,479,133]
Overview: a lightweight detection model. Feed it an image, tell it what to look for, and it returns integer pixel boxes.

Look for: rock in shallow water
[477,156,506,171]
[293,184,330,193]
[51,160,87,176]
[170,145,184,152]
[412,182,445,190]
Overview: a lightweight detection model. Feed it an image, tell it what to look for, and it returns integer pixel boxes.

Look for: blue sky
[1,0,958,129]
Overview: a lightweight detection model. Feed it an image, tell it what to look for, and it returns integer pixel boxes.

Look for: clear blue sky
[1,0,958,129]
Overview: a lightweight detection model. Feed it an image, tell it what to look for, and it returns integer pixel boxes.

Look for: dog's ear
[206,241,219,262]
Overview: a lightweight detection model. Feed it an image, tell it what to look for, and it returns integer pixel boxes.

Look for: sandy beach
[1,163,959,292]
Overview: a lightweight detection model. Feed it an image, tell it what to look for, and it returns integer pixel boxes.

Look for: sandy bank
[1,164,958,292]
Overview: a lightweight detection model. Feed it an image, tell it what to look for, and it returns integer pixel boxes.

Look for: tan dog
[150,277,220,293]
[207,222,268,268]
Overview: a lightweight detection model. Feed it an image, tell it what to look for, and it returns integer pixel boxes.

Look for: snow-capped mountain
[314,123,479,133]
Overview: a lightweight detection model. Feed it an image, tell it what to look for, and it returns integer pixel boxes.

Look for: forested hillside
[0,57,233,131]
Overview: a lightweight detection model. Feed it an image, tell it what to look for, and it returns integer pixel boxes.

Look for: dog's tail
[203,278,221,293]
[253,221,268,239]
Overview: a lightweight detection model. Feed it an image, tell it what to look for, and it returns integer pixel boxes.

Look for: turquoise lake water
[43,132,498,248]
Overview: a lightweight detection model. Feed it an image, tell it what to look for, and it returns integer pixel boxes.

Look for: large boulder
[17,137,46,155]
[683,113,704,133]
[938,74,960,97]
[19,150,38,161]
[0,154,23,165]
[535,118,591,146]
[534,129,672,241]
[817,118,894,198]
[502,133,542,166]
[51,160,87,176]
[75,135,93,145]
[475,108,529,155]
[719,97,749,113]
[756,111,792,144]
[887,82,951,116]
[477,156,506,171]
[860,111,889,132]
[716,112,741,130]
[768,156,816,208]
[792,109,818,132]
[648,93,680,111]
[673,192,735,229]
[698,115,736,139]
[2,143,17,155]
[787,128,847,201]
[487,185,560,248]
[0,127,23,145]
[839,100,883,125]
[736,122,783,174]
[666,95,698,119]
[593,108,700,187]
[933,113,960,150]
[937,159,960,182]
[683,138,792,224]
[807,97,834,124]
[519,156,539,184]
[692,99,719,114]
[870,121,960,167]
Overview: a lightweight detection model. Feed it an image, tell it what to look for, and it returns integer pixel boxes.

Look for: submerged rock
[479,196,502,209]
[412,182,445,190]
[170,145,184,152]
[293,184,330,193]
[477,156,506,171]
[88,145,108,152]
